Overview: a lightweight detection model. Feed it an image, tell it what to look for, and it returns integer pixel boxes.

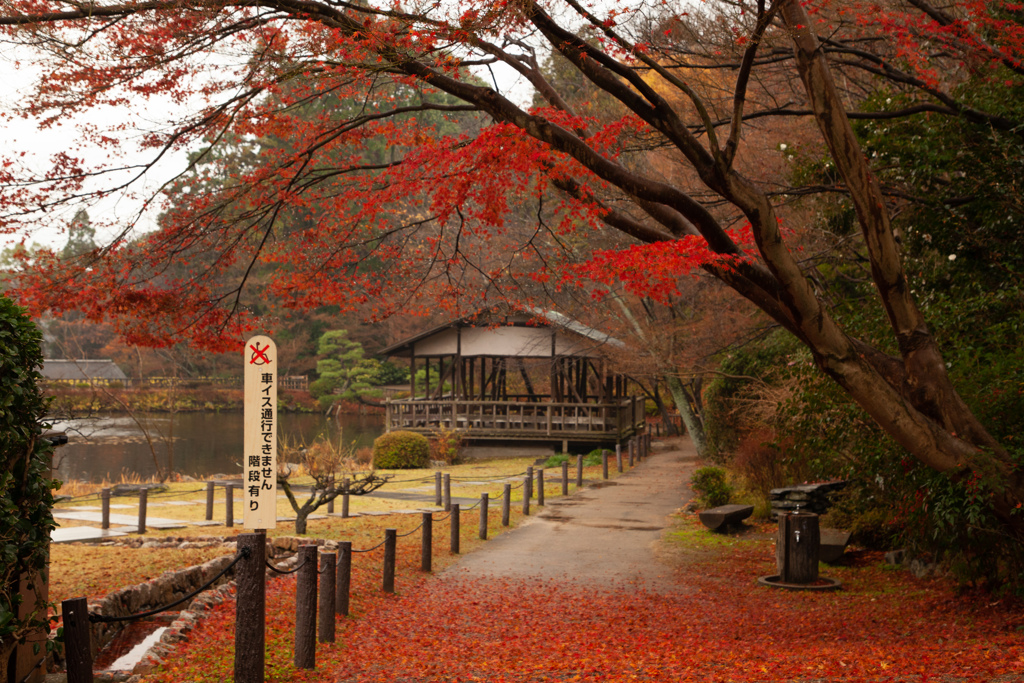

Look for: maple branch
[905,0,1024,77]
[724,0,778,168]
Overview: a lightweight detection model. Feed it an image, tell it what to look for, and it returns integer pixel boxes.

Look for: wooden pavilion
[380,310,646,451]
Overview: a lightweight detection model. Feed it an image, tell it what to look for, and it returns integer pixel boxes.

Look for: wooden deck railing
[385,397,646,441]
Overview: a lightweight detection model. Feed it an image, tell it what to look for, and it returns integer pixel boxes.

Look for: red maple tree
[1,0,1022,534]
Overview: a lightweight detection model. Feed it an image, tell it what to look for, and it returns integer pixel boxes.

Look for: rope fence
[59,432,653,683]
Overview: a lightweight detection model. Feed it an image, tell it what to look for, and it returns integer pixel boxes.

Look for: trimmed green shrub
[0,296,58,671]
[690,466,732,508]
[372,430,430,469]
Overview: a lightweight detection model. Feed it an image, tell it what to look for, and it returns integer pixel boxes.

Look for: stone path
[441,439,698,591]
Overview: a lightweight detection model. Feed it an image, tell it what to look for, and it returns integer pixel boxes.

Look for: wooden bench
[699,504,754,531]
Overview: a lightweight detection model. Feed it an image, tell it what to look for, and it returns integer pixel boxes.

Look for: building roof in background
[41,359,128,381]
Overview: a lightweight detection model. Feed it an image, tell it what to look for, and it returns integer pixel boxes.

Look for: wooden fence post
[205,481,215,521]
[576,453,583,488]
[62,597,91,683]
[450,504,460,554]
[561,461,568,496]
[101,488,110,530]
[326,476,335,514]
[526,467,534,500]
[502,484,511,526]
[435,472,442,507]
[318,551,336,643]
[235,532,266,683]
[443,474,451,512]
[138,488,148,534]
[479,493,489,540]
[225,484,234,528]
[294,545,318,670]
[628,440,634,467]
[602,451,609,480]
[537,469,545,506]
[336,542,351,617]
[383,529,397,593]
[617,444,624,473]
[421,513,433,572]
[522,479,530,516]
[342,478,350,518]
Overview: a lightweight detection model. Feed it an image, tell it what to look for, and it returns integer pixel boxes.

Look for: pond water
[49,412,386,483]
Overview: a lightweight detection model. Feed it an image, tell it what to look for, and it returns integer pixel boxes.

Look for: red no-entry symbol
[249,342,272,365]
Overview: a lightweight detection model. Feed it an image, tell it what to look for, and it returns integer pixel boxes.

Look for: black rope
[265,557,307,575]
[463,499,481,511]
[352,538,388,553]
[89,549,247,623]
[396,523,424,538]
[448,472,527,481]
[433,510,454,522]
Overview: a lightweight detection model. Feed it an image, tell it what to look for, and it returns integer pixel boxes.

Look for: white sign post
[243,335,277,530]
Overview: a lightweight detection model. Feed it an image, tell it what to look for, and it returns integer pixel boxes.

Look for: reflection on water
[50,412,385,483]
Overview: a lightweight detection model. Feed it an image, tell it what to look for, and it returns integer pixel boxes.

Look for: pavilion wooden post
[294,545,318,670]
[421,513,433,572]
[137,488,148,534]
[450,504,461,554]
[383,529,397,593]
[479,493,489,540]
[235,532,266,683]
[561,461,569,496]
[336,541,351,616]
[62,597,92,683]
[501,484,511,526]
[318,551,336,643]
[101,488,110,530]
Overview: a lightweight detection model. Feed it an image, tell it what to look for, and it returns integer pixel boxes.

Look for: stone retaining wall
[770,481,847,517]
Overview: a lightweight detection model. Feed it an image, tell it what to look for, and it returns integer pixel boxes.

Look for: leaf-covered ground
[143,514,1024,683]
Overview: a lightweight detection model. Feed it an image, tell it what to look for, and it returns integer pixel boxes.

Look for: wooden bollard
[326,476,335,514]
[576,453,583,488]
[421,512,433,572]
[602,451,609,480]
[434,472,443,507]
[443,473,451,512]
[616,445,623,473]
[225,484,234,528]
[235,532,266,683]
[294,545,318,669]
[522,479,530,516]
[336,541,351,616]
[383,529,397,593]
[526,466,534,500]
[501,484,511,526]
[101,488,110,530]
[479,493,489,540]
[318,551,336,643]
[561,461,569,496]
[450,504,461,554]
[205,481,214,521]
[537,469,545,506]
[628,440,634,467]
[62,597,91,683]
[138,488,148,534]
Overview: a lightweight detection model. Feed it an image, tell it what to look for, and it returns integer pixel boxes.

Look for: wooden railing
[385,397,647,441]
